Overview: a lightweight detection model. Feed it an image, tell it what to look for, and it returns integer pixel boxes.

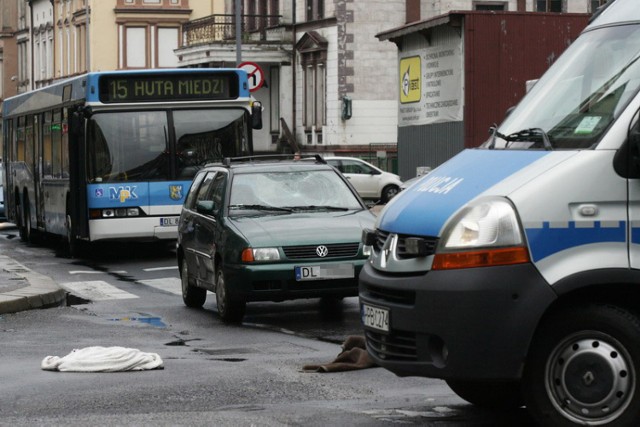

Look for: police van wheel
[215,268,245,323]
[523,304,640,426]
[180,261,206,308]
[445,380,523,409]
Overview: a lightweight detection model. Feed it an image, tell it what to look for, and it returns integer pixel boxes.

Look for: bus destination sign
[98,72,239,103]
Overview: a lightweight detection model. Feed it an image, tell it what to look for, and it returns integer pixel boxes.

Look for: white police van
[359,0,640,424]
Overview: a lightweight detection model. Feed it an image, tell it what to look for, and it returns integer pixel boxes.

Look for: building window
[270,66,280,137]
[126,27,147,68]
[306,0,324,21]
[537,0,562,12]
[474,2,507,11]
[157,27,179,67]
[297,32,327,136]
[303,63,325,131]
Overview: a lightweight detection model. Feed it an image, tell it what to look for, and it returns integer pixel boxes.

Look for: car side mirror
[196,200,215,215]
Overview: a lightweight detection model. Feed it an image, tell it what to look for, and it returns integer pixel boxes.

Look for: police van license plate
[295,264,354,281]
[361,303,389,332]
[160,217,179,227]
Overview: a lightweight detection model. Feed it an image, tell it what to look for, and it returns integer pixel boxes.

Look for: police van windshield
[488,24,640,150]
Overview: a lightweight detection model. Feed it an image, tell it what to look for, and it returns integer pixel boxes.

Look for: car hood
[228,210,375,247]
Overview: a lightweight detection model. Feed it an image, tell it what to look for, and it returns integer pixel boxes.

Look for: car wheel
[181,261,206,308]
[446,380,524,409]
[381,184,399,203]
[215,268,246,323]
[523,304,640,426]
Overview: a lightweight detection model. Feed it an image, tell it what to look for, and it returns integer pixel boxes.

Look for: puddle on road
[108,316,167,328]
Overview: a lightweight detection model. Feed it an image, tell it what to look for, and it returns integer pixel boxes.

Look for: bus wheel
[180,261,206,308]
[19,195,31,243]
[523,304,640,426]
[445,380,523,409]
[215,268,245,323]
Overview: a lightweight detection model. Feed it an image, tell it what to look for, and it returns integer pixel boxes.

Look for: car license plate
[295,264,354,281]
[361,303,389,332]
[160,217,179,227]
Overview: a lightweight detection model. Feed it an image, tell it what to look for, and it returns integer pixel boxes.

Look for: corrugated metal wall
[398,121,464,179]
[463,12,590,149]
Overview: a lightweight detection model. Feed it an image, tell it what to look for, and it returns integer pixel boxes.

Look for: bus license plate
[361,303,389,332]
[295,264,354,281]
[160,217,179,227]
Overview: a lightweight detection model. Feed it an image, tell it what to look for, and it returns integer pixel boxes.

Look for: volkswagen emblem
[316,245,329,257]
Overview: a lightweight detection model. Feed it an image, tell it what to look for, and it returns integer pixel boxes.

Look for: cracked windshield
[229,170,362,214]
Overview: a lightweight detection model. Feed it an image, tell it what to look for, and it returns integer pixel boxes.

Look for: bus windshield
[488,24,640,150]
[87,108,249,182]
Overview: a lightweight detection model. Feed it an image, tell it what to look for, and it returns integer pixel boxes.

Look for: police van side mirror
[614,110,640,178]
[630,123,640,178]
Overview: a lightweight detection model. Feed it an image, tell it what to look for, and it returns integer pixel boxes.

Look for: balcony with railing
[177,14,293,66]
[183,14,291,46]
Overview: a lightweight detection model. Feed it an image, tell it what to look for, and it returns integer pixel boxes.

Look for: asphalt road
[0,224,535,426]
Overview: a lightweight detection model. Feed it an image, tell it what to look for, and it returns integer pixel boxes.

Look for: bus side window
[52,109,62,178]
[43,111,53,177]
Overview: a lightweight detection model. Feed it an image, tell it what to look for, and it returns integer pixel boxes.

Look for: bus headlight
[432,197,530,270]
[95,208,140,218]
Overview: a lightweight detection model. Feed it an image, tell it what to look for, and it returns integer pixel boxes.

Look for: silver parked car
[325,157,403,203]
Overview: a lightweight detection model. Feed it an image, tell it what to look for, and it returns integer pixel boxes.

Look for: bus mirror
[252,101,263,130]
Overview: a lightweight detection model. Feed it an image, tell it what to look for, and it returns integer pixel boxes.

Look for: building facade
[1,0,610,175]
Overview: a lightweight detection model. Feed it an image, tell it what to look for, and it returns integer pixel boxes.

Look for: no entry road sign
[238,61,265,92]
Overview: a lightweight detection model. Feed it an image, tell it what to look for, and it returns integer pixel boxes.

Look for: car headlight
[241,247,280,262]
[432,197,530,270]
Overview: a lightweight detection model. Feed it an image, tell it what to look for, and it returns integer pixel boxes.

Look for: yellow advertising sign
[400,56,421,104]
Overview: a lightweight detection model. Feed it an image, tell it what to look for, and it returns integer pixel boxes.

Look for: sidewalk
[0,254,67,315]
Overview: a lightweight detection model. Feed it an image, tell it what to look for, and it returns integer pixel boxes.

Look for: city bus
[1,68,261,255]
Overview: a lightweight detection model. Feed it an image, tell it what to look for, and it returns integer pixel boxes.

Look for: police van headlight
[432,197,530,270]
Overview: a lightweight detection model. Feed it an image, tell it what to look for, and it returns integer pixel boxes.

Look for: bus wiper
[229,204,293,212]
[287,205,351,211]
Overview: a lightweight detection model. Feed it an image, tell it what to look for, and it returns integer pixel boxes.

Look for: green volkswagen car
[176,155,376,323]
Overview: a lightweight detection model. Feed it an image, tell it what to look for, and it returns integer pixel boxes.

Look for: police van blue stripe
[378,149,550,237]
[526,221,626,262]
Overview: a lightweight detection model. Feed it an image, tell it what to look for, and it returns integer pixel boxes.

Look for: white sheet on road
[41,346,164,372]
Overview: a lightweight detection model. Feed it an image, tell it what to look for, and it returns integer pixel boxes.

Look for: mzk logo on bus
[109,186,138,203]
[169,185,183,201]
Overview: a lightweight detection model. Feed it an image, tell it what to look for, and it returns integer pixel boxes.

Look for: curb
[0,255,67,315]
